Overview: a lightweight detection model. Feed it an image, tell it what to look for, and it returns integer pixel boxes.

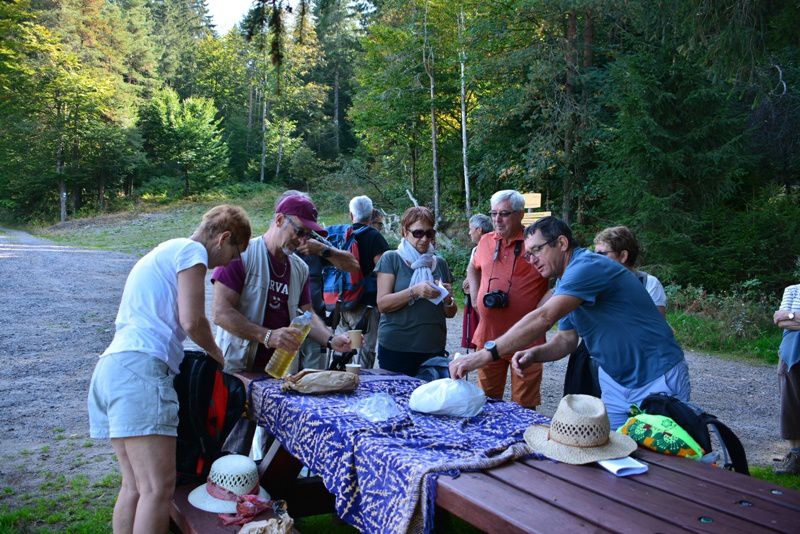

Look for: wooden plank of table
[629,458,794,532]
[521,457,771,533]
[635,449,800,512]
[485,461,692,533]
[436,471,612,534]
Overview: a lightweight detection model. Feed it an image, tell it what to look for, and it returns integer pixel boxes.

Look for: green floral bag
[618,408,705,460]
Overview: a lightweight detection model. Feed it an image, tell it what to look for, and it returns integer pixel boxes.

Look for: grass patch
[750,466,800,491]
[32,184,353,256]
[668,310,781,364]
[0,473,119,533]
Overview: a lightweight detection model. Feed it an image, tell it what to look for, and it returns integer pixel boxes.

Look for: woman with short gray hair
[462,213,493,349]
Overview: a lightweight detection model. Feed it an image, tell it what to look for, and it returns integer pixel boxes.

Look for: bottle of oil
[265,310,313,378]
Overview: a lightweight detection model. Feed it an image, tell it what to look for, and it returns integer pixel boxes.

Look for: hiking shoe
[774,451,800,475]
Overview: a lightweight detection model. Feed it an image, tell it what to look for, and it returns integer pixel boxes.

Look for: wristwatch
[790,312,796,321]
[485,340,500,361]
[321,246,332,258]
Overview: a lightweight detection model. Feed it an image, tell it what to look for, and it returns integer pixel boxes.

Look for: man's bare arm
[450,294,583,378]
[297,239,359,273]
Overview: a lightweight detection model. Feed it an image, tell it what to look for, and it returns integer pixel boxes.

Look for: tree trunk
[577,9,593,225]
[423,2,440,224]
[333,66,340,155]
[275,118,285,179]
[59,180,67,223]
[247,84,254,153]
[410,130,418,196]
[56,135,66,223]
[259,88,268,183]
[458,6,471,218]
[98,176,106,211]
[562,10,578,225]
[71,186,81,215]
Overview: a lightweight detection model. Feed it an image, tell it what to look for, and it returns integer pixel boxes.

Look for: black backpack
[415,356,451,382]
[174,350,247,485]
[639,393,749,475]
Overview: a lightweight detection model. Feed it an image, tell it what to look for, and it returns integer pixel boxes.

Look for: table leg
[259,440,336,518]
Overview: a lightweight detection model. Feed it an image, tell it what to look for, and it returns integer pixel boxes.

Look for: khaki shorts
[88,351,178,439]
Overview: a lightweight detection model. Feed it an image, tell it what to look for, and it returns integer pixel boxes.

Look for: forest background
[1,0,799,357]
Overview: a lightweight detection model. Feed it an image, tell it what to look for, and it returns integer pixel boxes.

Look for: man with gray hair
[330,195,390,368]
[465,190,548,408]
[212,192,353,374]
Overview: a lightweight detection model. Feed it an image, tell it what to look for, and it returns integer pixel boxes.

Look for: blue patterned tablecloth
[249,371,549,533]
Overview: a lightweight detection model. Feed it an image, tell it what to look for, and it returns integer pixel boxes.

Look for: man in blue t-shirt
[451,216,690,428]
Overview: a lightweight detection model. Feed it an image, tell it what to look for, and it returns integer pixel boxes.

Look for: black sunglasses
[409,229,436,239]
[285,216,311,239]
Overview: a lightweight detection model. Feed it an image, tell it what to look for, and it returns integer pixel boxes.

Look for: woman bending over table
[375,206,457,376]
[87,205,251,534]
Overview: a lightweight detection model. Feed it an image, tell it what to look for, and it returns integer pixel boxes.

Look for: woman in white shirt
[594,226,668,315]
[87,204,251,533]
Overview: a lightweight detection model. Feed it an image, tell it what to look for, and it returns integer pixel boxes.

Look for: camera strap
[487,239,523,293]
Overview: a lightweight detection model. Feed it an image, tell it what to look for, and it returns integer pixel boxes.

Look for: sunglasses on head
[409,229,436,239]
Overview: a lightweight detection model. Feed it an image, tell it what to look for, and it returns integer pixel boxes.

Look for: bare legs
[111,435,176,534]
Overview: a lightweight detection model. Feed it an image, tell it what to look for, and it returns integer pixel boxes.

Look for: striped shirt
[780,284,800,312]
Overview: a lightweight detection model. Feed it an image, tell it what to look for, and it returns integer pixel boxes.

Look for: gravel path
[0,228,784,509]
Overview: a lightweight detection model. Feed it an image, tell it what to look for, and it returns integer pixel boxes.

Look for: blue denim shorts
[88,351,178,439]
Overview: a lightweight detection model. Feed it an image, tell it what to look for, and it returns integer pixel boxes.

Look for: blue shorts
[88,351,178,439]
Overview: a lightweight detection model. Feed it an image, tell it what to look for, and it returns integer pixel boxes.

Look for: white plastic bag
[351,392,402,422]
[408,378,486,417]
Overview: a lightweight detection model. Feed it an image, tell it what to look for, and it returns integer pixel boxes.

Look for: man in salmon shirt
[465,189,548,408]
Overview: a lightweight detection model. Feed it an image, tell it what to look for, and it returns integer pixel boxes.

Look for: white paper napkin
[428,281,449,305]
[597,456,648,477]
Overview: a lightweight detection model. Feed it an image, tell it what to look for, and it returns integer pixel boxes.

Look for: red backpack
[174,351,246,485]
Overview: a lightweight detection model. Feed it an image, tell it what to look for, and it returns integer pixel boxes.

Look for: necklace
[271,254,289,278]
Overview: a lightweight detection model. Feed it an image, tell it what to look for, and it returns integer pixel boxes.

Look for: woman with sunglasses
[593,226,667,316]
[375,206,457,376]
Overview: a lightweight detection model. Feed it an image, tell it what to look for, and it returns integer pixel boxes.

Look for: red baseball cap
[275,195,327,237]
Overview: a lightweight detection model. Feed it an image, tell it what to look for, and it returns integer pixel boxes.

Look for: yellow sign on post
[522,192,550,226]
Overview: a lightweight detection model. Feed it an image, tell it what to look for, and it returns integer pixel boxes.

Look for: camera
[483,290,509,309]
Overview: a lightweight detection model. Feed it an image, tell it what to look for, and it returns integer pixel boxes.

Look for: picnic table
[176,370,800,533]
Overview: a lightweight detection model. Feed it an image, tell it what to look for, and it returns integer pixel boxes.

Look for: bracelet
[263,329,273,348]
[408,287,417,306]
[326,335,334,350]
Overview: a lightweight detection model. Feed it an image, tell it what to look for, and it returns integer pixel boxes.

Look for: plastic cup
[345,363,361,375]
[347,329,363,348]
